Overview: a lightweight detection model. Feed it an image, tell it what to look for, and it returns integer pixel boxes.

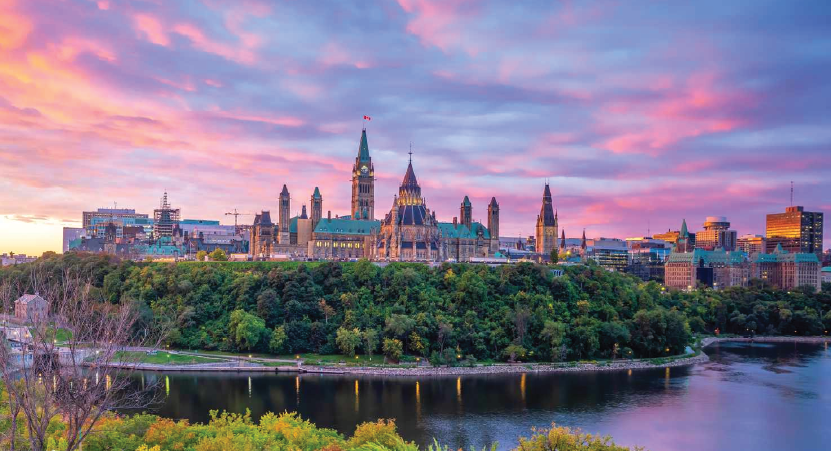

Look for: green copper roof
[667,249,748,265]
[312,187,322,199]
[680,219,688,237]
[314,218,380,235]
[462,196,471,206]
[358,130,370,162]
[438,221,491,240]
[753,247,820,263]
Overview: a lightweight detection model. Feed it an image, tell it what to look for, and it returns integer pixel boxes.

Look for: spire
[281,184,289,196]
[489,196,498,207]
[462,195,471,206]
[581,229,587,250]
[680,218,688,237]
[357,129,370,162]
[312,187,321,199]
[300,205,308,219]
[401,161,419,188]
[543,183,552,201]
[539,183,556,226]
[560,229,566,249]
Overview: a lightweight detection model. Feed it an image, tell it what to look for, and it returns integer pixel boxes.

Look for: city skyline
[2,0,830,255]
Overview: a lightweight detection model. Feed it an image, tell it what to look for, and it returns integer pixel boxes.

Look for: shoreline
[112,335,829,376]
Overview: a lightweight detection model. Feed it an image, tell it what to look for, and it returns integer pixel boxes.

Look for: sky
[1,0,830,256]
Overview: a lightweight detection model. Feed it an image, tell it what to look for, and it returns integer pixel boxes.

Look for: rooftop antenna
[408,142,413,164]
[790,181,794,206]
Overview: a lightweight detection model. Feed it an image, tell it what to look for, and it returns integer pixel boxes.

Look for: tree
[195,250,207,261]
[228,310,267,351]
[408,331,427,355]
[437,322,453,354]
[336,327,362,357]
[550,247,558,264]
[504,343,527,362]
[319,299,335,325]
[208,248,228,261]
[269,326,287,354]
[363,329,379,357]
[540,321,567,361]
[382,338,403,363]
[0,267,166,451]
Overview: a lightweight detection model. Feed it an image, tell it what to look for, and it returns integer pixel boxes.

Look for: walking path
[94,336,830,375]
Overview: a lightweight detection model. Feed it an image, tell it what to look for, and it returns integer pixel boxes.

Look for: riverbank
[700,335,830,348]
[104,335,830,375]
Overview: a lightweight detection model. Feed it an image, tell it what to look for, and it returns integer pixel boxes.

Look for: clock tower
[351,129,375,220]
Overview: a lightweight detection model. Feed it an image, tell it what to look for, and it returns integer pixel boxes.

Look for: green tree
[363,329,379,356]
[504,343,527,362]
[228,309,267,351]
[540,321,567,361]
[195,250,207,261]
[550,247,559,264]
[336,327,362,357]
[208,248,228,261]
[382,338,403,363]
[269,326,287,353]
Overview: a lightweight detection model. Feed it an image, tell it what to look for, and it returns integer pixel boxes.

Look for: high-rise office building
[695,216,737,251]
[737,234,766,255]
[765,206,823,256]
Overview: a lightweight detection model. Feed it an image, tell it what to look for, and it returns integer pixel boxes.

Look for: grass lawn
[117,351,221,365]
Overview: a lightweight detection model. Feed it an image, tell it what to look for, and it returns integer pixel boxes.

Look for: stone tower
[279,184,290,244]
[535,183,558,256]
[487,197,499,239]
[311,187,323,226]
[351,129,375,220]
[460,196,472,229]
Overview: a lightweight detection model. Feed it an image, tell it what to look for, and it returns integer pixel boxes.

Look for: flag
[363,115,371,121]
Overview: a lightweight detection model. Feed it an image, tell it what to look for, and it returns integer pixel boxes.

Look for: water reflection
[127,342,831,451]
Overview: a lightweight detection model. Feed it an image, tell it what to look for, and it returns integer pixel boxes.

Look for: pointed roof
[312,187,321,199]
[401,161,419,188]
[539,183,556,226]
[300,205,308,219]
[280,184,289,196]
[489,197,498,207]
[462,195,471,206]
[774,243,785,254]
[543,183,552,201]
[357,129,370,162]
[680,219,688,237]
[581,229,587,249]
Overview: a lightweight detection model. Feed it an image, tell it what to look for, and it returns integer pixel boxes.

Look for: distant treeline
[2,253,829,362]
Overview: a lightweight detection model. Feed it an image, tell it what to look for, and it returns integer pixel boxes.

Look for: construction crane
[225,209,255,234]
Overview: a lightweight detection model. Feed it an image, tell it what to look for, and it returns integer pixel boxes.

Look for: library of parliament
[249,129,556,262]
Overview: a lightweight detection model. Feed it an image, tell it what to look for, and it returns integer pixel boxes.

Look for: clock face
[360,165,368,175]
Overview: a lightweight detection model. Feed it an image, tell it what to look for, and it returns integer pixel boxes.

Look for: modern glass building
[765,206,823,256]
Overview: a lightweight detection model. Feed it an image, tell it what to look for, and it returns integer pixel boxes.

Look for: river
[131,341,831,450]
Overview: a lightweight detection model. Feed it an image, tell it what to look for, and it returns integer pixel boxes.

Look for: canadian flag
[363,115,371,121]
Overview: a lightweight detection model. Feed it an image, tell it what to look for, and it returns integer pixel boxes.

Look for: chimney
[327,210,331,222]
[453,216,458,227]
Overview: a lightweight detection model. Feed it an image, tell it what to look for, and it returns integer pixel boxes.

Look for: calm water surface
[132,342,831,450]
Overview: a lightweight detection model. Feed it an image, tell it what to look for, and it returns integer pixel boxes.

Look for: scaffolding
[153,192,180,238]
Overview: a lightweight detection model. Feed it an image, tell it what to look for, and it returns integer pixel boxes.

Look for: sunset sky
[1,0,830,256]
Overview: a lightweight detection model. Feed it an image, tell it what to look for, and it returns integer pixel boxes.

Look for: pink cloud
[173,22,257,64]
[397,0,480,55]
[133,13,169,46]
[595,71,755,155]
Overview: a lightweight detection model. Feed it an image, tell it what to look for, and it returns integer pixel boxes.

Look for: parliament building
[250,128,501,261]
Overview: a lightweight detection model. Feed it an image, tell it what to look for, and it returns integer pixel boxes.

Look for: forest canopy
[2,253,829,363]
